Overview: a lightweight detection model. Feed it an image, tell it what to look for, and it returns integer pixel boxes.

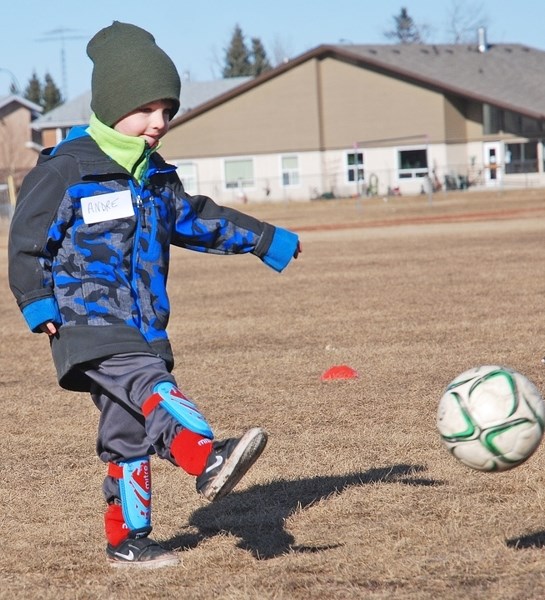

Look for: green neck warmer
[86,113,159,183]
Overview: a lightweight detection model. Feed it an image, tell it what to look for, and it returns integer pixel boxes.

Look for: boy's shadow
[165,463,440,559]
[506,531,545,549]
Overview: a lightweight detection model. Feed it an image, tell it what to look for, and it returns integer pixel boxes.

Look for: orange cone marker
[321,365,359,381]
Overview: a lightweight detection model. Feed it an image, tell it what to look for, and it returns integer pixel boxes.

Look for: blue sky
[2,0,544,101]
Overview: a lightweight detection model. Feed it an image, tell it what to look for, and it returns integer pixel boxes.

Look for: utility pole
[36,27,87,99]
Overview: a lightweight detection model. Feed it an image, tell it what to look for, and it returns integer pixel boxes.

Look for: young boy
[8,21,300,569]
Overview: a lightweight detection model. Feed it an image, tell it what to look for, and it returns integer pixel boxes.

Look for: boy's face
[113,99,173,148]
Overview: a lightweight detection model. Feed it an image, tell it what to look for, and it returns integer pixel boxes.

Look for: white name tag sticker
[81,190,134,224]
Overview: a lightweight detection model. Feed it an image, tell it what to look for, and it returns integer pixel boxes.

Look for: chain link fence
[1,161,542,220]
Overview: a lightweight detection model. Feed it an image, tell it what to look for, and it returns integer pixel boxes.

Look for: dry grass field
[1,187,545,599]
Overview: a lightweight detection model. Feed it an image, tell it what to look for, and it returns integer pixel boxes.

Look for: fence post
[7,174,16,218]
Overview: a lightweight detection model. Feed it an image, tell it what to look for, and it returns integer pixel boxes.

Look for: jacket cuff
[262,227,299,273]
[22,297,61,333]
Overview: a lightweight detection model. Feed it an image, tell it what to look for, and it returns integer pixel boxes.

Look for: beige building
[0,95,42,216]
[31,78,251,150]
[160,36,545,202]
[0,95,42,185]
[26,34,545,204]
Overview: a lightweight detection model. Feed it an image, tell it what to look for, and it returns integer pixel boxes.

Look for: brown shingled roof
[339,43,545,120]
[169,42,545,127]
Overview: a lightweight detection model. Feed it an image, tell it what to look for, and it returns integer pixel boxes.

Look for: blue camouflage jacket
[8,129,299,391]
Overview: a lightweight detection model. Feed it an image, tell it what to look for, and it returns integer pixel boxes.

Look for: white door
[483,142,502,185]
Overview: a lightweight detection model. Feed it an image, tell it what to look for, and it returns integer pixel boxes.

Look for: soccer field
[1,188,545,599]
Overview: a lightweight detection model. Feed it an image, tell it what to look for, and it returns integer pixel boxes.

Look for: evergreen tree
[23,71,63,112]
[250,37,272,76]
[384,7,425,44]
[42,73,63,112]
[24,71,42,106]
[223,25,273,77]
[223,24,252,77]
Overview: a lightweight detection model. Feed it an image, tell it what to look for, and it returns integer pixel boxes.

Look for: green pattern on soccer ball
[470,369,518,416]
[445,377,474,392]
[482,418,530,462]
[524,392,545,433]
[440,392,477,441]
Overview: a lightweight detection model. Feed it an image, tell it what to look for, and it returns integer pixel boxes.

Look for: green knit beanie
[87,21,181,127]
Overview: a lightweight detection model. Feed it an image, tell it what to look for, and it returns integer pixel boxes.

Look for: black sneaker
[196,427,268,501]
[107,536,179,569]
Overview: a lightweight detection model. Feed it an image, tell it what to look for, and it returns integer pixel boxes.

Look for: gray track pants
[81,352,187,502]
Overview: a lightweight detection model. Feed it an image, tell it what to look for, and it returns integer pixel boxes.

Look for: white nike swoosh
[205,455,223,473]
[115,549,135,561]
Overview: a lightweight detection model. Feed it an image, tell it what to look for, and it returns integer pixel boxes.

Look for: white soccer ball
[437,365,545,472]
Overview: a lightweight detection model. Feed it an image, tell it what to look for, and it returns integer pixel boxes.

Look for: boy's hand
[294,241,302,259]
[40,322,58,336]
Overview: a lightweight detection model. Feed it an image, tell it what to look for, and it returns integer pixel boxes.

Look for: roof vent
[478,27,488,53]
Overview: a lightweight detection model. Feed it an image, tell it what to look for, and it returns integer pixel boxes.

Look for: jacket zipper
[129,179,143,328]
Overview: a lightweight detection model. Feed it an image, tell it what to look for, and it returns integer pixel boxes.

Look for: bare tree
[270,35,295,67]
[446,0,488,44]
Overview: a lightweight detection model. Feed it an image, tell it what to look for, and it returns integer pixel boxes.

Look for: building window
[224,158,254,189]
[505,142,538,174]
[31,128,42,146]
[281,155,300,186]
[398,148,428,178]
[521,115,543,135]
[175,162,198,195]
[503,111,542,136]
[58,127,71,143]
[483,104,502,134]
[346,151,364,183]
